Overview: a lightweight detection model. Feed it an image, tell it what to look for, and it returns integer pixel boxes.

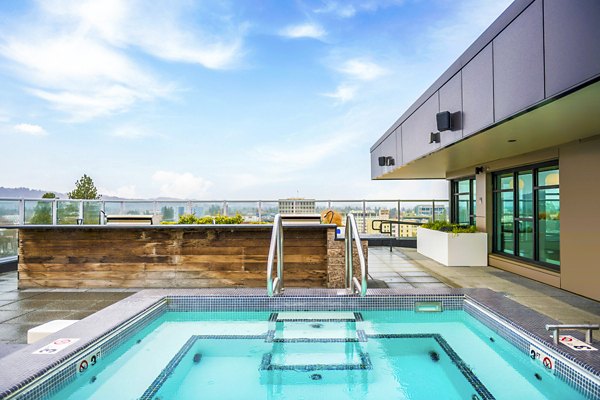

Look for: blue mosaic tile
[10,300,168,400]
[464,297,600,399]
[3,290,597,400]
[367,333,494,400]
[140,335,196,400]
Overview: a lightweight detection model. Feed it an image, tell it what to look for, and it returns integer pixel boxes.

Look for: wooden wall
[17,226,360,289]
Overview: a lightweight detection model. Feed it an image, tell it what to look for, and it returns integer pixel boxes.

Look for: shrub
[421,220,477,234]
[177,213,245,224]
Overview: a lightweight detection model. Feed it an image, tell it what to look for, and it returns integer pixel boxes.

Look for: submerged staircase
[259,311,372,392]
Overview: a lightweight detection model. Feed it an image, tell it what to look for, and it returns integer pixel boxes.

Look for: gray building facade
[371,0,600,301]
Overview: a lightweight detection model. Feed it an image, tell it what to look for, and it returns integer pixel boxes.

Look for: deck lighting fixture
[436,111,452,131]
[378,156,395,166]
[429,131,440,144]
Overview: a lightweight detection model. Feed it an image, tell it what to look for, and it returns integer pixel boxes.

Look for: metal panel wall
[370,131,398,179]
[493,0,544,121]
[462,44,494,137]
[544,0,600,97]
[438,72,463,146]
[401,94,440,164]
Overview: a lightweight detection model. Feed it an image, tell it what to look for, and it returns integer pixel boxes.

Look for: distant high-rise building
[278,198,316,214]
[414,205,446,217]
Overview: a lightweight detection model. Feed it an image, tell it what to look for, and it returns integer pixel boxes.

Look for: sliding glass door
[493,162,560,271]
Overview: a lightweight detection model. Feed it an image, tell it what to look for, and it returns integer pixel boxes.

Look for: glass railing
[0,199,449,234]
[0,198,449,258]
[0,229,17,259]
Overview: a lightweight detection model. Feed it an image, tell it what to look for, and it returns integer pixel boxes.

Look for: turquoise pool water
[51,310,585,399]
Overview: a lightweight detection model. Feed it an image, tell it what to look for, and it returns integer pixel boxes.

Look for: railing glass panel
[83,202,102,224]
[364,201,398,236]
[190,202,225,217]
[329,201,364,232]
[24,200,53,225]
[0,200,20,225]
[398,201,435,238]
[314,201,330,216]
[158,202,187,222]
[227,202,260,223]
[104,201,154,215]
[57,201,80,225]
[0,229,17,258]
[259,202,278,223]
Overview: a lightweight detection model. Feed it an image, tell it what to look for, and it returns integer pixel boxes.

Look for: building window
[492,162,560,270]
[451,177,475,225]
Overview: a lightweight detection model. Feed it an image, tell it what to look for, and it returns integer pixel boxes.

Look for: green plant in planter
[178,214,199,224]
[177,213,245,224]
[421,220,477,234]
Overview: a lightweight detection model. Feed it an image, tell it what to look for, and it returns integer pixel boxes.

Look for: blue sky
[0,0,512,200]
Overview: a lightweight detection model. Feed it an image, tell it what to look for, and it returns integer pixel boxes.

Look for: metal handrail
[266,214,284,296]
[546,324,599,345]
[370,219,427,252]
[345,213,367,296]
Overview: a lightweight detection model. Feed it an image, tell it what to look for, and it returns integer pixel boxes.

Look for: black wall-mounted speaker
[436,111,452,132]
[378,156,386,166]
[385,157,395,166]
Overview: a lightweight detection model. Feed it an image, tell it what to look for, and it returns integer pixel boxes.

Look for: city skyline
[0,0,512,200]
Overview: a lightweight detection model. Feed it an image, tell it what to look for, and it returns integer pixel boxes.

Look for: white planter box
[417,227,488,267]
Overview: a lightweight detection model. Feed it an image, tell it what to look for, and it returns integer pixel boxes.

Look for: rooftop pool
[0,289,598,399]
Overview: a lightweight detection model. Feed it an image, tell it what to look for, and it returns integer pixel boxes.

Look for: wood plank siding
[17,226,366,289]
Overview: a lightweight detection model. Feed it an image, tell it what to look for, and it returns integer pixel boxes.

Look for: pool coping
[0,288,597,399]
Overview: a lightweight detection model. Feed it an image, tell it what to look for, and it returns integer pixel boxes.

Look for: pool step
[261,312,372,385]
[271,321,363,342]
[267,312,365,341]
[264,342,370,369]
[274,312,358,322]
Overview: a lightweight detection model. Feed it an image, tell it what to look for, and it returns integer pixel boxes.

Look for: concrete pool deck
[0,246,598,352]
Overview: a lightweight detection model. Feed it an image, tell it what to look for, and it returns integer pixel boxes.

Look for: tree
[42,192,56,199]
[67,174,100,200]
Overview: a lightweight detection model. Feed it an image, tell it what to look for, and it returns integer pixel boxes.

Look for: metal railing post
[258,201,262,222]
[362,201,366,233]
[78,201,84,222]
[19,200,25,225]
[52,200,58,225]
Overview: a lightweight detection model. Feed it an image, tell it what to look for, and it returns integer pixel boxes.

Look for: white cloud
[279,23,326,39]
[337,59,387,81]
[321,84,357,103]
[14,123,48,136]
[314,2,356,18]
[37,0,246,69]
[110,125,159,139]
[99,185,138,199]
[152,171,213,199]
[0,0,247,121]
[314,1,405,18]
